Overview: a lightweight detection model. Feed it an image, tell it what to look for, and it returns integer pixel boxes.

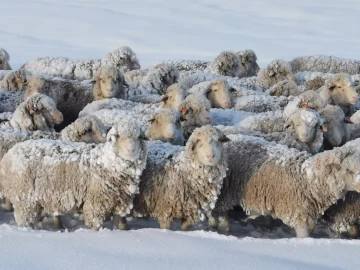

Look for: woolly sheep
[0,121,148,230]
[317,73,358,115]
[0,48,11,70]
[323,191,360,238]
[265,79,301,97]
[236,49,260,77]
[128,94,163,104]
[187,79,232,109]
[160,83,185,110]
[257,59,295,88]
[179,94,212,140]
[133,126,229,230]
[232,94,291,113]
[127,63,179,97]
[210,134,360,237]
[91,65,127,100]
[89,108,184,146]
[20,46,140,80]
[1,93,63,132]
[290,55,360,75]
[206,51,243,77]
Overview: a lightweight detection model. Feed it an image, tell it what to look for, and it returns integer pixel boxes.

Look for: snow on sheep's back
[2,0,360,69]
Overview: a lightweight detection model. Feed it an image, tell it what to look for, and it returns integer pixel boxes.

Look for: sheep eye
[338,86,341,89]
[213,89,218,92]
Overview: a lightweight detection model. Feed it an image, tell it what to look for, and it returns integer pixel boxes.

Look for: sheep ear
[161,95,169,102]
[320,126,328,132]
[191,139,199,151]
[180,107,187,115]
[89,79,96,85]
[284,118,292,129]
[148,118,155,123]
[273,90,280,97]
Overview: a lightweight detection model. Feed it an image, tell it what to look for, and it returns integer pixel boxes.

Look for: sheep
[179,94,212,140]
[187,79,232,109]
[88,108,184,146]
[0,48,11,70]
[205,51,243,78]
[257,59,295,88]
[265,79,301,97]
[0,93,63,132]
[317,73,358,115]
[133,126,229,230]
[209,134,360,237]
[232,94,291,113]
[128,94,163,104]
[236,49,260,77]
[160,83,185,110]
[127,63,179,97]
[322,191,360,238]
[290,55,360,75]
[91,65,127,101]
[221,108,325,154]
[0,121,148,230]
[20,46,140,80]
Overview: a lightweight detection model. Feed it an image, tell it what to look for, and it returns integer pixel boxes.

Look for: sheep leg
[181,218,192,231]
[112,215,128,230]
[83,201,106,231]
[347,224,359,239]
[52,215,64,231]
[218,216,230,235]
[1,198,13,212]
[295,226,311,238]
[12,202,41,229]
[208,215,218,230]
[159,218,172,230]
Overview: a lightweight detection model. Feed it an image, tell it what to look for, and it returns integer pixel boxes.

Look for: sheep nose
[224,100,231,107]
[352,96,358,103]
[208,154,215,161]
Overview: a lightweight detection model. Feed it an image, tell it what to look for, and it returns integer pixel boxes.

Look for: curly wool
[257,59,295,88]
[290,55,360,75]
[236,49,260,77]
[0,121,148,229]
[265,79,301,97]
[133,126,228,228]
[0,70,30,91]
[232,94,291,113]
[205,51,244,77]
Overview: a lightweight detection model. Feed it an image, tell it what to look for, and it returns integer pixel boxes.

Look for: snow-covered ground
[2,0,360,268]
[2,0,360,69]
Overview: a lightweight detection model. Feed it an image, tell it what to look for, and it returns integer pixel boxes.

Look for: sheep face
[115,136,142,161]
[286,109,321,143]
[212,51,241,77]
[146,110,184,145]
[327,74,358,106]
[187,126,230,166]
[320,105,348,147]
[76,118,107,143]
[93,66,126,100]
[206,80,232,109]
[237,50,260,77]
[162,84,184,110]
[36,96,64,127]
[180,106,212,127]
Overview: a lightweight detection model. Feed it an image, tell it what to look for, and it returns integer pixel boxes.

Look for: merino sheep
[160,83,185,110]
[91,65,127,100]
[127,63,179,97]
[187,79,233,109]
[210,134,360,237]
[317,73,358,115]
[89,108,184,146]
[236,49,260,77]
[179,94,212,140]
[0,48,11,70]
[206,51,243,77]
[133,126,229,230]
[290,55,360,75]
[265,79,301,97]
[323,191,360,238]
[0,121,148,230]
[257,59,295,88]
[20,46,140,80]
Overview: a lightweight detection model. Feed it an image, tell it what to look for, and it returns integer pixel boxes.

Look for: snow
[2,0,360,268]
[2,0,360,70]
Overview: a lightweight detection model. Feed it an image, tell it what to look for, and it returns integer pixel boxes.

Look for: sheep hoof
[52,216,64,231]
[119,223,129,231]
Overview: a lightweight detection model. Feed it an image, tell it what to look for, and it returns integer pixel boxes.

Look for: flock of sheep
[1,46,360,238]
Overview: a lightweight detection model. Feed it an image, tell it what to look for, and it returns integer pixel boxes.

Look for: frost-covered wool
[128,94,163,104]
[160,83,185,110]
[127,63,179,97]
[323,191,360,238]
[0,89,24,113]
[236,49,260,77]
[257,59,295,88]
[232,94,291,113]
[3,93,63,132]
[187,79,232,109]
[317,73,358,115]
[210,108,254,126]
[124,69,148,85]
[20,46,140,80]
[0,121,148,230]
[91,65,127,101]
[89,108,184,146]
[265,79,300,97]
[0,48,11,70]
[0,70,30,91]
[156,59,209,73]
[290,55,360,75]
[133,126,229,229]
[237,110,286,133]
[179,94,212,140]
[211,134,360,237]
[24,75,93,130]
[205,51,244,77]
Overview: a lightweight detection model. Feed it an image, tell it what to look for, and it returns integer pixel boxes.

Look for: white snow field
[2,0,360,269]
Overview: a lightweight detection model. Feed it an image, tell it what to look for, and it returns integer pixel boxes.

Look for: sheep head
[0,48,11,70]
[145,109,185,146]
[92,65,127,100]
[106,121,147,161]
[211,51,242,77]
[146,63,180,95]
[25,75,45,98]
[102,46,141,73]
[69,115,107,143]
[161,83,184,110]
[205,79,232,109]
[237,49,260,77]
[326,73,358,106]
[186,126,230,166]
[179,95,212,127]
